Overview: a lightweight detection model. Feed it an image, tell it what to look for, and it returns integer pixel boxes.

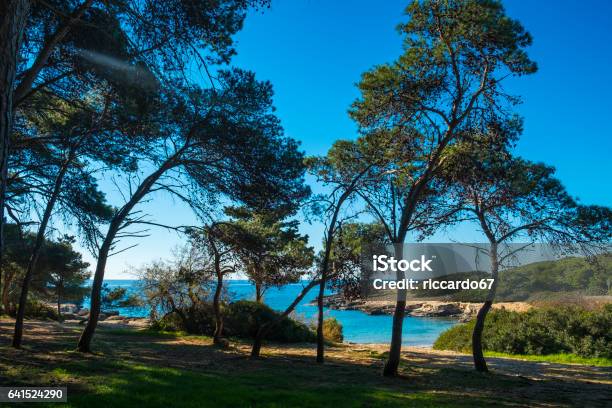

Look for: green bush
[183,303,217,335]
[153,303,216,335]
[149,314,182,332]
[434,305,612,359]
[22,300,59,321]
[153,300,315,343]
[322,317,343,342]
[224,300,315,343]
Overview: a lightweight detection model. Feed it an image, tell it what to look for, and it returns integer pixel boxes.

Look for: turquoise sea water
[86,279,457,346]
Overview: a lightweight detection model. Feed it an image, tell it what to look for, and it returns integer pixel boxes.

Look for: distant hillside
[497,254,612,301]
[366,254,612,303]
[359,254,611,303]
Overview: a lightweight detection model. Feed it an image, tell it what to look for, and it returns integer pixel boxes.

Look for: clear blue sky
[95,0,612,278]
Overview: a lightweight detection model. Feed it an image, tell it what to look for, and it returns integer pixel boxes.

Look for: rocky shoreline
[316,294,531,322]
[52,303,148,327]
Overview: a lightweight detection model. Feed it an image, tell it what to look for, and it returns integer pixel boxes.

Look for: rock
[405,303,424,311]
[103,310,120,316]
[434,303,464,316]
[458,314,473,323]
[105,315,126,321]
[461,303,481,315]
[319,294,495,319]
[214,338,230,349]
[98,313,107,321]
[369,305,395,315]
[433,303,463,316]
[60,303,79,314]
[63,319,82,324]
[78,308,89,316]
[405,302,465,317]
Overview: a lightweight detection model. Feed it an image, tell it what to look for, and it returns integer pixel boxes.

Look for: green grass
[2,321,609,408]
[100,328,197,339]
[14,359,480,408]
[483,351,612,367]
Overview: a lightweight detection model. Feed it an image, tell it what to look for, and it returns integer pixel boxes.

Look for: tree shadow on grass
[1,319,610,407]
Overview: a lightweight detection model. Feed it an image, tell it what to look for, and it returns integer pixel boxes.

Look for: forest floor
[0,318,610,407]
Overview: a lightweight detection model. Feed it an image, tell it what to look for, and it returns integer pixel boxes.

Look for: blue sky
[94,0,612,278]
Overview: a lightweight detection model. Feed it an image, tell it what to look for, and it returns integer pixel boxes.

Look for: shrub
[152,303,216,335]
[152,300,316,343]
[434,305,612,358]
[322,317,343,342]
[183,303,216,335]
[433,319,474,352]
[224,300,315,343]
[150,313,183,332]
[22,300,59,321]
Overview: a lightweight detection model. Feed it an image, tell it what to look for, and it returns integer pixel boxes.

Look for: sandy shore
[318,293,533,319]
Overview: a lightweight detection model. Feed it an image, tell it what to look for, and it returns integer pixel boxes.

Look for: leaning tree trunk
[472,242,499,372]
[315,277,325,363]
[315,226,336,364]
[12,158,69,348]
[0,0,30,312]
[251,278,321,358]
[316,185,351,364]
[77,158,177,352]
[77,233,116,352]
[383,244,406,377]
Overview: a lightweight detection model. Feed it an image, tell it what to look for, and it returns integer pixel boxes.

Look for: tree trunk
[77,238,112,352]
[13,0,93,105]
[383,244,406,377]
[56,278,63,319]
[12,157,69,348]
[250,278,321,358]
[315,185,350,364]
[207,230,225,345]
[251,326,264,358]
[0,0,30,314]
[250,173,359,360]
[472,242,499,372]
[472,300,492,372]
[2,267,14,312]
[1,1,93,316]
[212,272,224,345]
[77,157,179,352]
[315,277,325,363]
[382,299,406,376]
[255,281,263,303]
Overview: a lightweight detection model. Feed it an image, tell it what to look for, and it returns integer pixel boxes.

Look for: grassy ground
[1,319,611,407]
[483,351,612,367]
